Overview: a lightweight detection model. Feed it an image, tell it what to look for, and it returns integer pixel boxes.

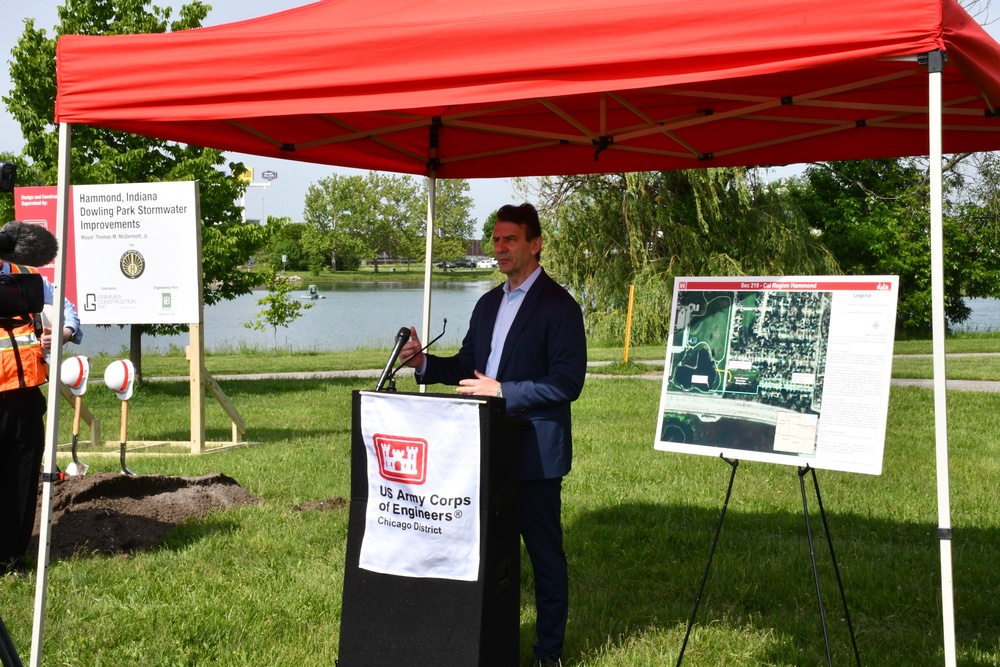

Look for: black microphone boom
[375,327,411,392]
[0,221,59,267]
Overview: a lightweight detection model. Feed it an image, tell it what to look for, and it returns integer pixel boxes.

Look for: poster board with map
[654,276,898,475]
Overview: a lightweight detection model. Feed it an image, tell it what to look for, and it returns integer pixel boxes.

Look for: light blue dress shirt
[484,265,542,379]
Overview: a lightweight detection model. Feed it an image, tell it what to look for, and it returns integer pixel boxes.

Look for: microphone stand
[375,327,411,392]
[387,319,447,392]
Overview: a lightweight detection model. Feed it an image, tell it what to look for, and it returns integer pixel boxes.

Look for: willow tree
[539,169,839,346]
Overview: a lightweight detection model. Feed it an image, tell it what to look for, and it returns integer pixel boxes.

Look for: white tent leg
[30,122,73,667]
[419,176,436,393]
[927,53,956,667]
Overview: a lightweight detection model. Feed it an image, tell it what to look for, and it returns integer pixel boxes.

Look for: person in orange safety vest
[0,260,81,578]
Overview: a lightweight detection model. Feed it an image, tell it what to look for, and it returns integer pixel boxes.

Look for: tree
[480,208,499,257]
[264,217,307,271]
[4,0,267,379]
[303,172,424,270]
[244,265,312,352]
[299,223,333,275]
[540,169,839,345]
[426,179,476,263]
[789,157,1000,334]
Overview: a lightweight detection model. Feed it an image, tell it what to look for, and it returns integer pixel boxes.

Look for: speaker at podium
[338,390,521,666]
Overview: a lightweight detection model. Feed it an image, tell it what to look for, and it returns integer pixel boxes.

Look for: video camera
[0,163,46,328]
[0,161,14,193]
[0,273,42,330]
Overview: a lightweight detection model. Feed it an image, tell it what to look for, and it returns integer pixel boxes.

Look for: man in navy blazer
[402,203,586,666]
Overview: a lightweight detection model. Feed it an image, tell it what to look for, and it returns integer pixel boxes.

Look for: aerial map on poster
[654,276,898,475]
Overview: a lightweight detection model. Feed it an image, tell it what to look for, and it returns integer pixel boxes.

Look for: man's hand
[457,370,501,397]
[400,326,425,369]
[40,326,74,350]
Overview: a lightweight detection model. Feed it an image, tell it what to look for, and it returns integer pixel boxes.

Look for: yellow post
[624,284,635,363]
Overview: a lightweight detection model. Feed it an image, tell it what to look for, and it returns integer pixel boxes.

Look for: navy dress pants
[519,477,567,662]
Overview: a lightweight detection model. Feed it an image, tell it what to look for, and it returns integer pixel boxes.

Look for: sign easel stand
[677,457,861,667]
[0,611,23,667]
[797,464,861,667]
[676,454,739,666]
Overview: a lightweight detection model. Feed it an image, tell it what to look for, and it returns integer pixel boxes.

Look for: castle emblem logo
[373,433,428,485]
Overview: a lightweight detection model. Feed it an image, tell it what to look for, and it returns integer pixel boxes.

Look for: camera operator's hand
[40,326,74,350]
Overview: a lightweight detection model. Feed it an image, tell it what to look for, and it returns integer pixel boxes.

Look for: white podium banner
[359,392,482,581]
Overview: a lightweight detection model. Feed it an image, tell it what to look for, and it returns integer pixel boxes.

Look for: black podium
[338,391,521,667]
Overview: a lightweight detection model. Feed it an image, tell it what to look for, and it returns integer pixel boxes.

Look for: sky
[2,1,997,228]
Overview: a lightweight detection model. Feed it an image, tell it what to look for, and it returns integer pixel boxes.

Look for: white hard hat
[103,359,136,400]
[60,355,91,396]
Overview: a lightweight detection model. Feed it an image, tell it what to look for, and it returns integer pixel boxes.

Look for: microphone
[0,221,59,266]
[375,327,411,392]
[386,318,448,391]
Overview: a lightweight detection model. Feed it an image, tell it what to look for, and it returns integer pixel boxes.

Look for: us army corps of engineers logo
[120,249,145,279]
[374,433,428,484]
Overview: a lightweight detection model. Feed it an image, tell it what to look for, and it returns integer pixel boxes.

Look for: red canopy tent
[34,0,1000,665]
[54,0,1000,175]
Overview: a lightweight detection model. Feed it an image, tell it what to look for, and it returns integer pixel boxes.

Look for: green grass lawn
[0,344,996,666]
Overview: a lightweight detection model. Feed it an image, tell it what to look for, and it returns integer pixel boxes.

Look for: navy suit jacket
[419,268,587,480]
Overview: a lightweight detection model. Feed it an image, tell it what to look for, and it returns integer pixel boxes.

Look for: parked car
[455,258,477,269]
[476,258,498,269]
[435,260,457,269]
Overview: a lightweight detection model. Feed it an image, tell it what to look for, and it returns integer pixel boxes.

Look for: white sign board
[655,276,898,475]
[359,392,481,581]
[74,181,200,324]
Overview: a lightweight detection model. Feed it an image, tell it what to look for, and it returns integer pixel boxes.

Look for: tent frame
[31,48,967,667]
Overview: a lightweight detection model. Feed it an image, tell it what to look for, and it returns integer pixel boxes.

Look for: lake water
[954,297,1000,333]
[71,287,1000,356]
[73,280,496,356]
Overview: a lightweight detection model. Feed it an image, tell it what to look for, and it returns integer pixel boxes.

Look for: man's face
[492,220,541,282]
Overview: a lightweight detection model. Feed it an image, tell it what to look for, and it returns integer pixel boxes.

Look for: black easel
[676,454,739,666]
[0,611,24,667]
[676,457,861,667]
[798,464,861,667]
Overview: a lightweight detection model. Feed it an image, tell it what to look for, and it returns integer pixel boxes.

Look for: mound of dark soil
[30,473,261,559]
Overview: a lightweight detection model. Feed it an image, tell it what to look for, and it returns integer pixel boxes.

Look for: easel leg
[0,612,24,667]
[676,454,739,667]
[808,466,862,667]
[799,465,837,667]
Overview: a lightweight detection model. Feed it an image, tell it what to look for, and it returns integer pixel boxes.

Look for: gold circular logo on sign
[120,249,145,279]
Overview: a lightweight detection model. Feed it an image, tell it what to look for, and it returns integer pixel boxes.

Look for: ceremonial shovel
[61,355,91,476]
[104,359,136,475]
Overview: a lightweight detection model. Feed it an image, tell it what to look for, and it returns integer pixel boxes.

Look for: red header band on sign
[678,280,892,291]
